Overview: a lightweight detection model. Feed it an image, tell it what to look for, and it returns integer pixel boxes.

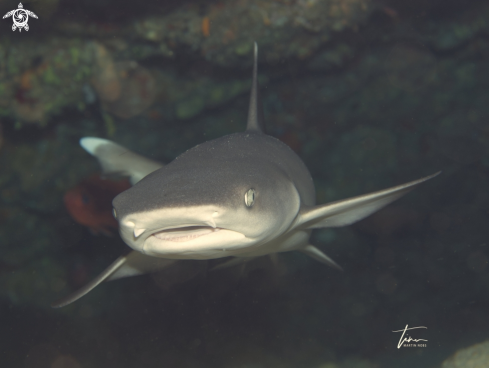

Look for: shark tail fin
[246,42,265,134]
[300,245,343,271]
[293,172,441,230]
[80,137,163,185]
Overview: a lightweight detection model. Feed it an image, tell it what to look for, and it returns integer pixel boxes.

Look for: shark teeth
[153,226,220,242]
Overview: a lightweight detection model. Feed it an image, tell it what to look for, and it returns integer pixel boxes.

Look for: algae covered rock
[442,340,489,368]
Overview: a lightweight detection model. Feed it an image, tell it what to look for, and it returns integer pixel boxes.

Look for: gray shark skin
[52,43,439,308]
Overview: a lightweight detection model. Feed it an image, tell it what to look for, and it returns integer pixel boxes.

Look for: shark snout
[114,206,248,258]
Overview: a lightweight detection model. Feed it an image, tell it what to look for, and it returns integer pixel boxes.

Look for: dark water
[1,0,489,367]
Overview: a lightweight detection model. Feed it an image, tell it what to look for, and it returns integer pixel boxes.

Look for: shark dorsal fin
[246,42,265,133]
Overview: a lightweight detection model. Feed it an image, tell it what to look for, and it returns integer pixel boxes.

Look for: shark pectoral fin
[295,172,441,230]
[51,252,130,308]
[300,245,343,271]
[211,256,256,271]
[107,251,176,281]
[51,251,176,308]
[80,137,163,185]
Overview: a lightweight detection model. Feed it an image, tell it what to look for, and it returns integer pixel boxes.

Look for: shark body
[52,44,439,308]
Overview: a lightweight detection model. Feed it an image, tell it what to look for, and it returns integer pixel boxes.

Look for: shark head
[112,133,302,259]
[112,43,308,260]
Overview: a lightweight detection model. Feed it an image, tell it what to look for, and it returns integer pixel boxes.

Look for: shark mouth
[152,226,221,242]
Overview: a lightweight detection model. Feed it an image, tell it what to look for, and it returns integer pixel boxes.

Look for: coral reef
[0,0,377,126]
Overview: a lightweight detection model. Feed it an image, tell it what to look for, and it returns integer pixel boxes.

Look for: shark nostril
[134,228,145,237]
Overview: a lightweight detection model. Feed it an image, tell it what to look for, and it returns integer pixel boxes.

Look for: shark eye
[245,188,255,207]
[112,208,117,219]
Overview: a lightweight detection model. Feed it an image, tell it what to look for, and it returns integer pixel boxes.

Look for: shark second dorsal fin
[246,42,265,133]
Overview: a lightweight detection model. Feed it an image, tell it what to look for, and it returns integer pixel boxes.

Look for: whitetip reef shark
[52,43,439,308]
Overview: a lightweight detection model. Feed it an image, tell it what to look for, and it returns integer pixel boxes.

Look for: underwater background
[1,0,489,367]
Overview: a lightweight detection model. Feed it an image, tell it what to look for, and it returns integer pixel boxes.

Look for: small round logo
[3,3,38,32]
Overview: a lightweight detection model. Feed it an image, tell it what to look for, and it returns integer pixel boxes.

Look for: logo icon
[392,324,428,348]
[3,3,38,32]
